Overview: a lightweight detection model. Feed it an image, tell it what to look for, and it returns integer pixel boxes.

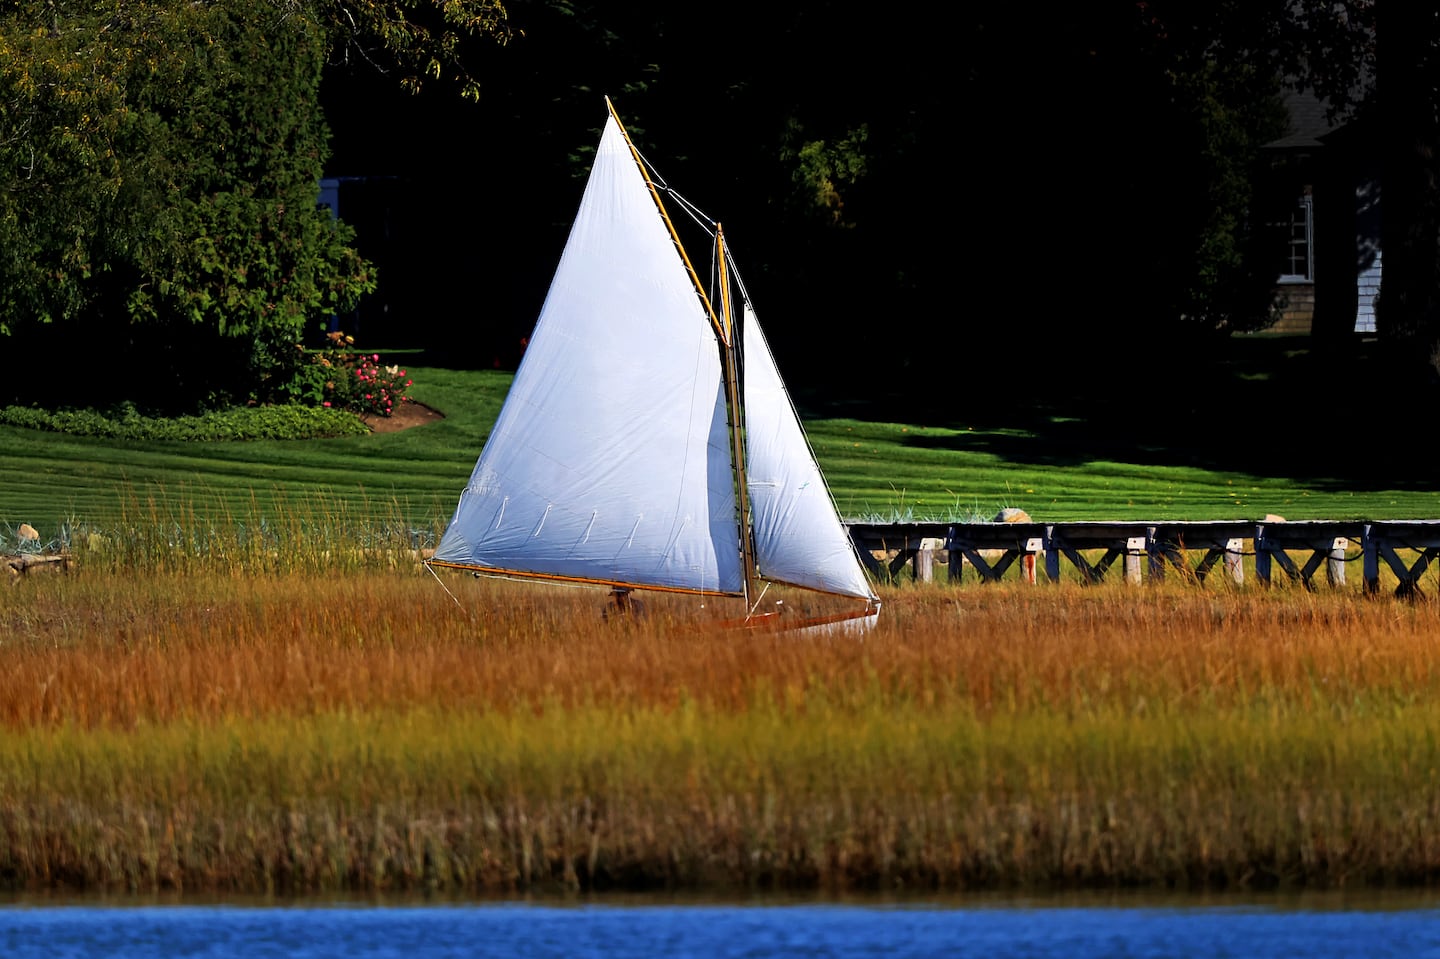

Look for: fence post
[1223,537,1244,585]
[914,541,934,583]
[1125,536,1146,585]
[1022,537,1042,585]
[1327,536,1347,588]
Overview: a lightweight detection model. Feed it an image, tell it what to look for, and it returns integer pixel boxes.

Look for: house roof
[1264,89,1338,150]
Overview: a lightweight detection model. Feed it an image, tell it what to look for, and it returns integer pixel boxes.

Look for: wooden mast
[716,224,758,607]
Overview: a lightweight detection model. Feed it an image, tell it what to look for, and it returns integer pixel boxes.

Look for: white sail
[741,303,879,602]
[431,114,745,594]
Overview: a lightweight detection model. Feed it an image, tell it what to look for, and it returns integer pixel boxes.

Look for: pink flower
[323,401,331,408]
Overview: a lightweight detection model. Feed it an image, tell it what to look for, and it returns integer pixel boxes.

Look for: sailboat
[425,99,880,633]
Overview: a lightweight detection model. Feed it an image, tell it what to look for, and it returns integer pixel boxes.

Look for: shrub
[0,402,369,441]
[0,2,376,413]
[305,331,415,417]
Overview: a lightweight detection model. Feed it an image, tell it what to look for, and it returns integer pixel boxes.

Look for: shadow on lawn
[795,333,1440,492]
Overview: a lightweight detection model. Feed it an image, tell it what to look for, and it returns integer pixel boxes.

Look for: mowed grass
[5,559,1440,895]
[3,334,1440,546]
[0,362,508,545]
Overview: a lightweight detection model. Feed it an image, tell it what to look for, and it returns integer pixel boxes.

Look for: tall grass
[6,544,1440,895]
[47,481,446,576]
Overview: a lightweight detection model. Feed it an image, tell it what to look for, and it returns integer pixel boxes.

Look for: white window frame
[1278,193,1314,283]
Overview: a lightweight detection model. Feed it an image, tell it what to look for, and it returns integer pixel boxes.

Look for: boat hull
[718,602,880,637]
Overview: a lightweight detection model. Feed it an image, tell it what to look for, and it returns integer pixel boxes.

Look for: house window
[1278,192,1314,282]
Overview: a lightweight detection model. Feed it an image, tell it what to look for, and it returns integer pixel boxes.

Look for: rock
[5,552,72,582]
[921,536,948,565]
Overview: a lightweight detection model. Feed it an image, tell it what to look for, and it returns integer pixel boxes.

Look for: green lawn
[2,334,1437,548]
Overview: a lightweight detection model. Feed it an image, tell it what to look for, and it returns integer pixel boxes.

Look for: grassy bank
[5,558,1440,895]
[3,336,1440,546]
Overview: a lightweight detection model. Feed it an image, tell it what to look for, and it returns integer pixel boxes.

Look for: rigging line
[746,580,772,620]
[647,178,717,238]
[723,245,753,303]
[627,140,669,192]
[669,185,713,221]
[670,191,719,238]
[655,184,717,231]
[626,139,718,233]
[424,560,466,609]
[604,104,720,262]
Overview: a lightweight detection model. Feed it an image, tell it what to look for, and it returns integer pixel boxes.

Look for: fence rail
[846,520,1440,596]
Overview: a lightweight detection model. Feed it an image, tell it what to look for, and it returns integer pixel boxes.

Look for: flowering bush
[307,331,415,417]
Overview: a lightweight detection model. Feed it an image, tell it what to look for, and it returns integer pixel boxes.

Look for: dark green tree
[0,0,509,411]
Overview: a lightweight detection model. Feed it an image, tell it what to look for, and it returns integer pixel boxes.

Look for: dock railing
[846,520,1440,597]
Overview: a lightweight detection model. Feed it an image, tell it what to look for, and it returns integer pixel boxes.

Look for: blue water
[4,894,1440,958]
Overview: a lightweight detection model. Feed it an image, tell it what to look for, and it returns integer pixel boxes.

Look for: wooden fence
[846,520,1440,597]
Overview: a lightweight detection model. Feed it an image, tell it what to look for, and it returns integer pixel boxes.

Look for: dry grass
[4,559,1440,896]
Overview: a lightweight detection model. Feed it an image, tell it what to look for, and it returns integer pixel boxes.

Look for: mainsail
[430,111,743,594]
[430,101,879,618]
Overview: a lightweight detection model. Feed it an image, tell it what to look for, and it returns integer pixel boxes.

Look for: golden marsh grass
[5,546,1440,896]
